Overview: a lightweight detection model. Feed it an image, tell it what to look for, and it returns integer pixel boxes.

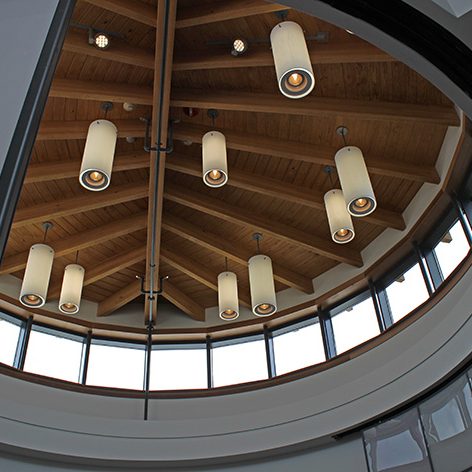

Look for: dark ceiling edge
[276,0,472,119]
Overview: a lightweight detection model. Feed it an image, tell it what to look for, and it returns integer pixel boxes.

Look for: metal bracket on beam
[140,117,175,154]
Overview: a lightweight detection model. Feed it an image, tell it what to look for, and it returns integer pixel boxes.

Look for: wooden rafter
[166,154,405,230]
[64,31,393,72]
[145,0,178,323]
[25,151,149,184]
[48,246,146,299]
[171,90,460,125]
[162,214,314,294]
[164,183,363,267]
[12,183,147,229]
[49,78,153,105]
[81,0,156,27]
[161,247,251,307]
[173,42,395,71]
[161,281,206,321]
[97,279,142,317]
[176,0,289,29]
[174,122,440,184]
[63,30,155,69]
[37,120,145,140]
[0,214,147,275]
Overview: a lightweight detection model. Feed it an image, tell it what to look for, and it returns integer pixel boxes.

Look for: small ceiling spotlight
[126,136,136,143]
[183,107,199,118]
[346,29,355,35]
[88,28,110,49]
[231,38,248,56]
[93,32,110,49]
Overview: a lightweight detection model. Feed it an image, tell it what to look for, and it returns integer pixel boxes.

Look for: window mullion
[320,311,336,359]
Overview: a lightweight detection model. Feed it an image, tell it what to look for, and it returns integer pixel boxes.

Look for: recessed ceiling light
[231,38,248,56]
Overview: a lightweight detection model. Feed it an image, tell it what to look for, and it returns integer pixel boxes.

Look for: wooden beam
[25,151,149,184]
[81,0,156,27]
[37,120,145,140]
[145,0,177,323]
[164,183,363,267]
[97,279,142,317]
[171,90,460,126]
[161,247,251,307]
[176,0,288,29]
[0,213,147,275]
[166,154,405,230]
[173,122,440,184]
[161,281,206,321]
[49,78,153,105]
[173,42,395,71]
[63,30,155,69]
[162,214,314,294]
[48,246,146,299]
[12,182,147,229]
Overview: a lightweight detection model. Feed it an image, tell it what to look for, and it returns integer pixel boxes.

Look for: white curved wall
[0,260,470,467]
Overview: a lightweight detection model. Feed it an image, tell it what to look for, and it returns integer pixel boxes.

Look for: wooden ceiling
[0,0,459,323]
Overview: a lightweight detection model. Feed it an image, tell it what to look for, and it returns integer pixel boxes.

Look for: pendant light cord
[225,256,228,272]
[75,251,79,264]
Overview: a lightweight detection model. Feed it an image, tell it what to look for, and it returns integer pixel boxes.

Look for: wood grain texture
[161,281,206,321]
[81,0,156,26]
[171,89,459,125]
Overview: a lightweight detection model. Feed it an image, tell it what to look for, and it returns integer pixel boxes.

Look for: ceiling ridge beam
[25,151,149,184]
[173,42,395,71]
[171,89,459,126]
[161,281,206,321]
[144,0,178,323]
[162,214,314,294]
[81,0,156,27]
[37,119,145,141]
[0,213,147,275]
[166,154,405,230]
[12,182,148,229]
[49,78,153,105]
[63,30,155,69]
[164,183,363,267]
[176,1,288,29]
[161,247,251,307]
[173,122,440,184]
[48,245,146,299]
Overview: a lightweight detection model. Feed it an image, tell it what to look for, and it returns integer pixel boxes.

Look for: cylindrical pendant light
[248,254,277,317]
[334,145,377,217]
[19,244,54,308]
[79,119,118,191]
[202,130,228,187]
[324,189,355,244]
[59,264,85,314]
[270,21,315,99]
[218,271,239,321]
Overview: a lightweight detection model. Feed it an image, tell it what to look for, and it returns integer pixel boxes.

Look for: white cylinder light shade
[218,271,239,321]
[202,131,228,187]
[334,146,377,217]
[79,119,118,191]
[19,244,54,308]
[59,264,85,314]
[248,254,277,317]
[324,189,355,244]
[270,21,315,99]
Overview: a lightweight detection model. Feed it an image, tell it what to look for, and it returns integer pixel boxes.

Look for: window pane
[331,296,380,355]
[364,409,432,472]
[150,346,207,390]
[384,264,429,323]
[87,341,145,390]
[420,375,472,472]
[273,321,325,375]
[434,220,469,280]
[24,328,84,382]
[213,337,267,387]
[0,317,21,366]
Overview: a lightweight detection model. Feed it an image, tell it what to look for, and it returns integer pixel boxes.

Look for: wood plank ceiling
[0,0,458,323]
